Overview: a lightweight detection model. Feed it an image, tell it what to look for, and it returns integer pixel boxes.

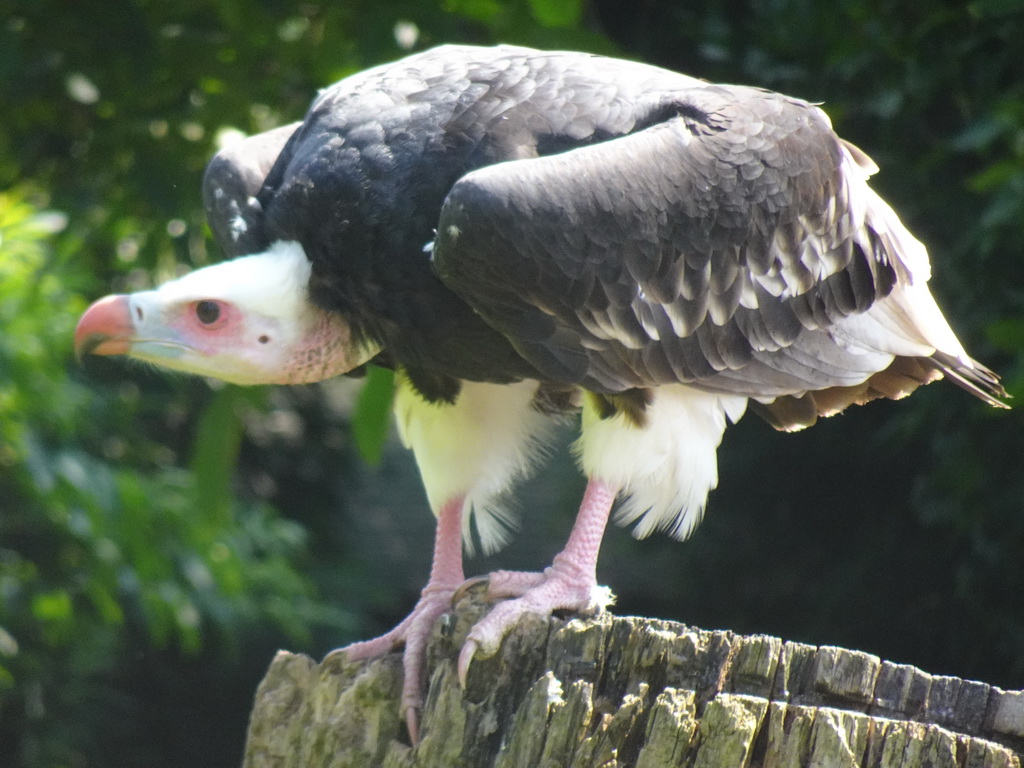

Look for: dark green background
[2,0,1023,765]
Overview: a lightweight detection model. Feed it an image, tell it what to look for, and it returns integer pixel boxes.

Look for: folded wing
[433,84,1004,418]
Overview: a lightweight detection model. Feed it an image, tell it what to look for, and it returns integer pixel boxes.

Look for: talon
[451,575,489,606]
[405,706,420,745]
[457,639,479,687]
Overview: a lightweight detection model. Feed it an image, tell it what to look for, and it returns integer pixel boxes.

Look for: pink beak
[74,294,134,360]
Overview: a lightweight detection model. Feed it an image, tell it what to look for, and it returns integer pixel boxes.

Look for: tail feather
[754,351,1009,432]
[931,351,1009,409]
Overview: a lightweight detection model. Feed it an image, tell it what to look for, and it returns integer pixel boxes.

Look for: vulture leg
[339,494,465,743]
[457,478,618,684]
[457,385,745,681]
[373,375,559,738]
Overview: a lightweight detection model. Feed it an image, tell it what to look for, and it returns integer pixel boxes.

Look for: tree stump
[242,587,1024,767]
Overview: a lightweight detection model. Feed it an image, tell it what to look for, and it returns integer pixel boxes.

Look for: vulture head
[74,240,381,385]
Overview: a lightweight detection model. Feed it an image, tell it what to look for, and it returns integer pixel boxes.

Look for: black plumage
[432,82,906,394]
[200,43,1002,411]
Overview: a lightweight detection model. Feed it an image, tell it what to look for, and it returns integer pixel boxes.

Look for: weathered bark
[243,586,1024,767]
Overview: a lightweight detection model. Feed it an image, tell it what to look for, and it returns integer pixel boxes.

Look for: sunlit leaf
[351,365,394,465]
[189,385,250,528]
[529,0,582,27]
[31,590,73,621]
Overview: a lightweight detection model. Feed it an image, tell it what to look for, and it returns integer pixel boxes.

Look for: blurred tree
[0,187,352,765]
[1,0,1021,765]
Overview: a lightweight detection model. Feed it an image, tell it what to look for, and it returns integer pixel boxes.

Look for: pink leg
[484,570,547,596]
[340,495,465,743]
[457,478,619,684]
[451,569,547,604]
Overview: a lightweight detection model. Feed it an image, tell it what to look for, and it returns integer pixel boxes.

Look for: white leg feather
[393,374,558,554]
[576,386,747,540]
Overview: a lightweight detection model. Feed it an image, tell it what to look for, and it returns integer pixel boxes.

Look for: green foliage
[352,366,396,465]
[189,385,259,526]
[0,190,340,766]
[528,0,583,28]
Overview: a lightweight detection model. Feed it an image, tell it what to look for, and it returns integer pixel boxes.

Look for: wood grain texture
[243,588,1023,767]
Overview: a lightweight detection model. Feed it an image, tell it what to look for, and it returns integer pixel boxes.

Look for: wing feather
[433,84,905,395]
[202,122,301,256]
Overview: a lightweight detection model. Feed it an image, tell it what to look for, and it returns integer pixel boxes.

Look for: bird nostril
[258,335,270,344]
[135,306,144,321]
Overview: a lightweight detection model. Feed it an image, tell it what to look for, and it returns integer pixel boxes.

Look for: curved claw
[452,570,551,608]
[405,706,420,745]
[332,587,456,745]
[331,494,467,745]
[457,638,479,688]
[451,575,490,607]
[455,566,615,693]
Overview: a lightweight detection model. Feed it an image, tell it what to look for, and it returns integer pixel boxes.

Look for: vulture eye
[195,300,222,325]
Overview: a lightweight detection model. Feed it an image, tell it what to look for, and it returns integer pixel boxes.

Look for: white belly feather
[393,374,559,554]
[394,373,748,553]
[577,386,747,540]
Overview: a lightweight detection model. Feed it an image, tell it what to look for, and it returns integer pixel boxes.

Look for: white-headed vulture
[75,45,1007,741]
